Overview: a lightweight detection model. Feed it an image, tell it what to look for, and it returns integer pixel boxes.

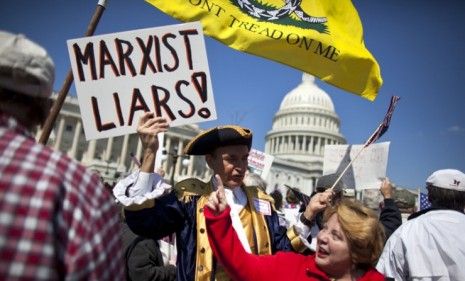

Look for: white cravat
[221,185,252,253]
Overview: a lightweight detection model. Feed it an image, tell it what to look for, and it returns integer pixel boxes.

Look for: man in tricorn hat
[113,114,319,281]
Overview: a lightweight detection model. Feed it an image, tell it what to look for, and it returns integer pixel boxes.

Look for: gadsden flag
[146,0,382,100]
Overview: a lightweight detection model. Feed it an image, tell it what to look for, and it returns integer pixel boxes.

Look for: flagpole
[328,96,399,192]
[328,128,377,191]
[39,0,108,145]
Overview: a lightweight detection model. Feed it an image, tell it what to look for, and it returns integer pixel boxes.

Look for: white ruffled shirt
[114,171,312,252]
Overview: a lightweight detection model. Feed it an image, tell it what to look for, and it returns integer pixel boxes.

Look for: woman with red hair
[205,175,385,281]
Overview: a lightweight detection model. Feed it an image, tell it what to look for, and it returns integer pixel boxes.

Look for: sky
[2,0,464,190]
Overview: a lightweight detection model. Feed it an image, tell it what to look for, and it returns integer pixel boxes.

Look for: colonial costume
[114,126,310,281]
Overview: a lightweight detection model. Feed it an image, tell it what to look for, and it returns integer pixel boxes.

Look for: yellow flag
[146,0,382,101]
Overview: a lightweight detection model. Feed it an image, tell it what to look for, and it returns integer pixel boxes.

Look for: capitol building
[264,74,345,195]
[36,73,345,195]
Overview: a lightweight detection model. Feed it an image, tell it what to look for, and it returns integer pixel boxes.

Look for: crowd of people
[1,30,465,281]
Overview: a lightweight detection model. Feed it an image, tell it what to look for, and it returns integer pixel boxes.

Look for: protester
[305,173,345,252]
[268,189,288,227]
[378,177,402,239]
[113,118,314,281]
[0,30,123,279]
[122,220,176,281]
[285,187,302,208]
[377,169,465,281]
[307,174,401,248]
[243,172,267,192]
[269,189,284,210]
[205,176,385,281]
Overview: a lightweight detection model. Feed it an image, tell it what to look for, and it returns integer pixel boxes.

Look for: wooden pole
[329,124,381,191]
[39,0,108,145]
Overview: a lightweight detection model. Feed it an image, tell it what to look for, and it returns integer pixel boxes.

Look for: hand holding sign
[207,175,228,215]
[137,112,168,172]
[379,177,394,199]
[138,112,168,152]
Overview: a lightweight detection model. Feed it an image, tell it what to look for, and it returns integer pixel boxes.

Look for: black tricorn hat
[183,125,253,155]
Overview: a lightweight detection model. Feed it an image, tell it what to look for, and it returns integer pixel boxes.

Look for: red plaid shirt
[0,113,124,280]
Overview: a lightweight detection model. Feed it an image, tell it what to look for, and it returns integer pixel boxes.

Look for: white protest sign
[67,22,216,140]
[248,148,274,179]
[323,142,390,190]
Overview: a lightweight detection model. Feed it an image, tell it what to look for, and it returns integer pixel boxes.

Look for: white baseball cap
[0,30,55,98]
[426,169,465,191]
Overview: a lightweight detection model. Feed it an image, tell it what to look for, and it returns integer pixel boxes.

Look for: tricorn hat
[183,125,252,155]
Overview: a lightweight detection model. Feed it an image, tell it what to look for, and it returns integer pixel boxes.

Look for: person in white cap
[376,169,465,281]
[0,30,124,280]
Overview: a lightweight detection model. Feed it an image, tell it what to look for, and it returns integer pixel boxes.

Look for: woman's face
[315,213,352,276]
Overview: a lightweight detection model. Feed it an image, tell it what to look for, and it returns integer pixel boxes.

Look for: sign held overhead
[67,21,216,140]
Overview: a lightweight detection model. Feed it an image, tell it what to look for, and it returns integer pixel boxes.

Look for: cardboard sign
[67,22,216,140]
[323,142,390,190]
[247,148,274,179]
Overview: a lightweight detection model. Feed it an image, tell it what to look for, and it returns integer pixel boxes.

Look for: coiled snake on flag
[234,0,327,23]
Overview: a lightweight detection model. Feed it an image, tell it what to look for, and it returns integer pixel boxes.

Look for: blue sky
[2,0,464,190]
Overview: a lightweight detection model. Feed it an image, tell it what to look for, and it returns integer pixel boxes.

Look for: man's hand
[380,177,394,199]
[207,175,228,215]
[303,189,333,221]
[137,113,169,173]
[138,113,169,152]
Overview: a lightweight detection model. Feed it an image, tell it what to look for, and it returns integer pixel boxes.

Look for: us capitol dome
[264,73,346,195]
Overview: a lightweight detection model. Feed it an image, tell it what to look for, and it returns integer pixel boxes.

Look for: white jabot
[223,186,252,253]
[113,170,171,206]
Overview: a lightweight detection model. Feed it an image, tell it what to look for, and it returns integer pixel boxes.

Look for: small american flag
[419,192,432,211]
[365,96,401,147]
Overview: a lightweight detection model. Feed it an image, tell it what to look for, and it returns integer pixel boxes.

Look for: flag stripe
[365,95,400,147]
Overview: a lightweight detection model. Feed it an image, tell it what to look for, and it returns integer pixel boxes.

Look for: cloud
[447,125,465,133]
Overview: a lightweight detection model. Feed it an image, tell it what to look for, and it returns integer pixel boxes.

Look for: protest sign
[67,21,216,140]
[323,142,390,190]
[248,148,274,179]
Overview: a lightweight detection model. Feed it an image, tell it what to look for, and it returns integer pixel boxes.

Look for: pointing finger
[215,174,224,194]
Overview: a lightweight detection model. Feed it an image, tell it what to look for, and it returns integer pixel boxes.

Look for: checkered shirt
[0,114,124,280]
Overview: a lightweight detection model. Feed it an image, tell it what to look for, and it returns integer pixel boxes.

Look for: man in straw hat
[377,169,465,280]
[0,30,123,280]
[113,115,330,281]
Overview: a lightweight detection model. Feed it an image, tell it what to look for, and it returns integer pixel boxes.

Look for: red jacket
[205,206,384,281]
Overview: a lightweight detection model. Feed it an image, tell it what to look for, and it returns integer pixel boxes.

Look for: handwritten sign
[247,148,274,179]
[67,22,216,140]
[323,142,390,190]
